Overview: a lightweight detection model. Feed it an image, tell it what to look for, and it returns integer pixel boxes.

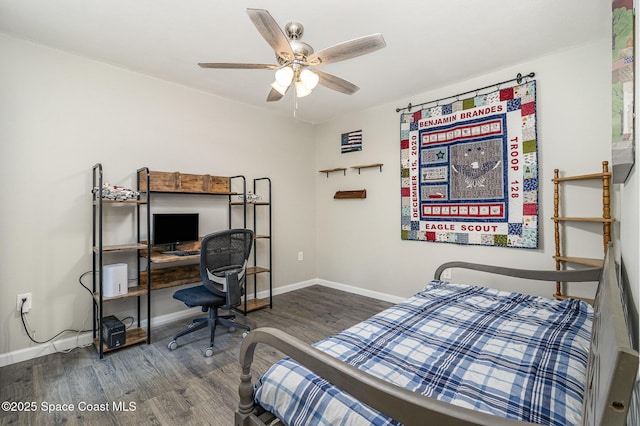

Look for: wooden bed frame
[235,248,638,426]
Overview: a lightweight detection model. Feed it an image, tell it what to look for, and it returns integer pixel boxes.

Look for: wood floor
[0,285,391,426]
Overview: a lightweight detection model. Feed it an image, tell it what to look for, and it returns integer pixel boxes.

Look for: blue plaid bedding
[255,281,593,426]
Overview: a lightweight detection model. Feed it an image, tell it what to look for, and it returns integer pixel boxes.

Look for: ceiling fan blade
[246,8,295,61]
[266,87,285,102]
[198,63,278,70]
[314,70,359,95]
[307,34,386,66]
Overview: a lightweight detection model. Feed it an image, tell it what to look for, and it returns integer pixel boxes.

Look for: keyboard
[165,250,200,256]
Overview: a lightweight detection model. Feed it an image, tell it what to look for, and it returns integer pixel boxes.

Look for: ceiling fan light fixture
[295,80,312,97]
[274,66,294,86]
[271,80,289,96]
[299,69,319,90]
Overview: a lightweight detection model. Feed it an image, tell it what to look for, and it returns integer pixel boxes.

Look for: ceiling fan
[198,8,386,102]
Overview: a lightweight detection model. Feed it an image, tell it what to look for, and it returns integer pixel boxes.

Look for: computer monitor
[152,213,199,251]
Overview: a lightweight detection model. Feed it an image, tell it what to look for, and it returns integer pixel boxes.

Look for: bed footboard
[236,327,531,426]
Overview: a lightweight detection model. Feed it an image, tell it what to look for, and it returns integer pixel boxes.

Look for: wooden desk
[139,241,202,291]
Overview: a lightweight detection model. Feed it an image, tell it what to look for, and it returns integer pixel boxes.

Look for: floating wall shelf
[319,167,347,177]
[334,189,367,199]
[351,163,383,174]
[319,163,383,177]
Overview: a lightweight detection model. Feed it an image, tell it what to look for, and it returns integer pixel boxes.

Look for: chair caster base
[204,347,214,357]
[167,340,178,351]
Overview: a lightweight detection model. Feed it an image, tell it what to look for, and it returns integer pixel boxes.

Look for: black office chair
[167,229,253,357]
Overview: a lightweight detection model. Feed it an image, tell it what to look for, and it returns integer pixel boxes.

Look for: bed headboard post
[235,362,257,425]
[582,245,639,426]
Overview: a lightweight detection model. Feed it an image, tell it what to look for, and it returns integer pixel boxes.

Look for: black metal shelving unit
[91,164,151,358]
[231,177,272,314]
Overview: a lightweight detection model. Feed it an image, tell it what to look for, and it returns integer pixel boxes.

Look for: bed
[235,248,638,426]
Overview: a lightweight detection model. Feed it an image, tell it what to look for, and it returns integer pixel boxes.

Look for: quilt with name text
[400,81,538,248]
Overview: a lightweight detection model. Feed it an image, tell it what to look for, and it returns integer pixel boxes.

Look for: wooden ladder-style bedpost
[601,161,612,255]
[553,168,562,298]
[552,160,613,302]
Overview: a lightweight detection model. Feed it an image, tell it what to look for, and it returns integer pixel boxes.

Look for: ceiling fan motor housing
[285,22,304,40]
[275,22,313,65]
[276,41,314,66]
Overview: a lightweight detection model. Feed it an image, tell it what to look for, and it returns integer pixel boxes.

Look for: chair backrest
[200,229,254,306]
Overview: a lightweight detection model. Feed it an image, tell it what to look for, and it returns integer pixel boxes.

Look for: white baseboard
[0,331,94,368]
[0,278,401,367]
[255,278,318,299]
[315,279,407,304]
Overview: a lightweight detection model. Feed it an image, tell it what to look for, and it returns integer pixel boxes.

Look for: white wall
[0,34,317,357]
[617,13,640,342]
[315,39,615,300]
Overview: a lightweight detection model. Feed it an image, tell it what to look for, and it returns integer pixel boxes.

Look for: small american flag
[341,129,362,153]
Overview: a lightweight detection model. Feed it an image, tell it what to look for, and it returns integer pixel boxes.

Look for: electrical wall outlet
[17,292,32,313]
[441,269,452,280]
[297,251,304,261]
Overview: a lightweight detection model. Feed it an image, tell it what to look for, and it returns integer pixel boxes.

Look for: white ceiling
[0,0,608,124]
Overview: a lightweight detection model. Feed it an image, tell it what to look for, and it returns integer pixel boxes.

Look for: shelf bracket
[318,168,347,178]
[351,163,383,174]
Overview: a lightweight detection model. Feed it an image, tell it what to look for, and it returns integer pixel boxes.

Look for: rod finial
[516,72,535,84]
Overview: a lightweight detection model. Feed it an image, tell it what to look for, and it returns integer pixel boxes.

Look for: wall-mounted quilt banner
[611,1,635,183]
[400,80,538,249]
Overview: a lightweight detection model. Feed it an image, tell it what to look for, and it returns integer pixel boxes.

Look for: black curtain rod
[395,72,535,113]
